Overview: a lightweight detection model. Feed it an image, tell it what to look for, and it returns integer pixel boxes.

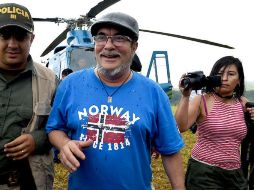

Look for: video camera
[181,71,221,90]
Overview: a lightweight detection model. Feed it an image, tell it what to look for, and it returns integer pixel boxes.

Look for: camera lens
[181,78,191,89]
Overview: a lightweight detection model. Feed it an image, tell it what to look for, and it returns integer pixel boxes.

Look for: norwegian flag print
[86,114,127,143]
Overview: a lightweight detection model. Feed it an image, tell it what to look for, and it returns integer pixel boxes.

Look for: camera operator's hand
[179,74,192,97]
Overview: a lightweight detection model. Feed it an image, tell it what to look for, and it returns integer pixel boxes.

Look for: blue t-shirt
[46,69,184,190]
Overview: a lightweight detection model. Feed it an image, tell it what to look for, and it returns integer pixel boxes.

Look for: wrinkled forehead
[96,27,119,34]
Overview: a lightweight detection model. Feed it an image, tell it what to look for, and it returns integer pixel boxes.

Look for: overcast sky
[2,0,254,88]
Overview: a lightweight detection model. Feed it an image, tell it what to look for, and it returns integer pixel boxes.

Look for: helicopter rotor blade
[40,28,70,57]
[32,17,59,23]
[139,29,234,49]
[86,0,120,18]
[38,0,121,57]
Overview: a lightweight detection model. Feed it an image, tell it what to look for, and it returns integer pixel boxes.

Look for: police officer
[0,3,58,189]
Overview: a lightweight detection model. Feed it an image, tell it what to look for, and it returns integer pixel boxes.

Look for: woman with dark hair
[206,56,245,98]
[175,56,254,189]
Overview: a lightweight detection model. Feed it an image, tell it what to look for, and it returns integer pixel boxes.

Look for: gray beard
[97,61,132,80]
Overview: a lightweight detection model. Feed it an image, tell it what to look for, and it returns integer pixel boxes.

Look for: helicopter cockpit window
[69,47,96,71]
[47,50,67,79]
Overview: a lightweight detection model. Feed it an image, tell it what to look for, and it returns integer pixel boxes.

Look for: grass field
[53,131,196,190]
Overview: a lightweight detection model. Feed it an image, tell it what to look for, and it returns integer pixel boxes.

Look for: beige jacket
[23,62,57,190]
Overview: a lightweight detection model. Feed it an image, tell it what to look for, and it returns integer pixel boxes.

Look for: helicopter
[33,0,234,100]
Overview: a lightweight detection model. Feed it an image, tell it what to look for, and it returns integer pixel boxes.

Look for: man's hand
[59,139,93,173]
[4,134,35,160]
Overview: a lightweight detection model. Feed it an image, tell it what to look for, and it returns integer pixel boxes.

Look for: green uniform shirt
[0,61,33,171]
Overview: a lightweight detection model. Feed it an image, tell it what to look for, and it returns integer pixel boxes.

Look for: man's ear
[30,34,35,44]
[132,41,138,52]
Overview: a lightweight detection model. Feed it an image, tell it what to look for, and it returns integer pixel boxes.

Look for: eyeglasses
[93,34,132,47]
[0,29,29,41]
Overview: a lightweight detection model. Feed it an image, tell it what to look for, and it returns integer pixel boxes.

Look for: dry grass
[152,131,196,190]
[53,163,68,190]
[53,131,196,190]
